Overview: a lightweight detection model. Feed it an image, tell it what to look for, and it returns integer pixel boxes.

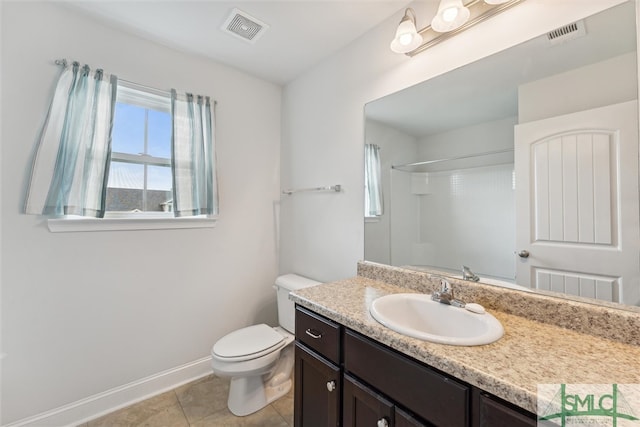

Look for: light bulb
[441,7,459,23]
[399,33,414,46]
[431,0,470,33]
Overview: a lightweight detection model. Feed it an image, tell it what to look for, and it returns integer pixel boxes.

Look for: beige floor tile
[270,388,294,426]
[175,375,230,424]
[87,391,189,427]
[191,405,288,427]
[84,374,294,427]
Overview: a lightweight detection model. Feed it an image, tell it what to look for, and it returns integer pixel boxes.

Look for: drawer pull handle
[305,328,323,339]
[326,380,336,392]
[377,417,389,427]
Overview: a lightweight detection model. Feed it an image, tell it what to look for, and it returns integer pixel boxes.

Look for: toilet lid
[213,324,284,359]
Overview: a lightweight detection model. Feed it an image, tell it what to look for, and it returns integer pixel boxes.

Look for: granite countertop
[290,276,640,414]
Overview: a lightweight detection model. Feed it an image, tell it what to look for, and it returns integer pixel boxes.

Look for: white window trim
[48,214,217,232]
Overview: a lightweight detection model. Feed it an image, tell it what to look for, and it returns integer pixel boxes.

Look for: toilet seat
[213,324,285,362]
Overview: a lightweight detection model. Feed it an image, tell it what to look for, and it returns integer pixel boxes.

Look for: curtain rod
[54,58,217,106]
[392,148,514,170]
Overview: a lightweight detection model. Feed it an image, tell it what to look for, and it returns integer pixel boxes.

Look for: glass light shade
[390,11,423,54]
[431,0,471,33]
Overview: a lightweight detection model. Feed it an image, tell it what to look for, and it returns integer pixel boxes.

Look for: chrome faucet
[431,279,465,307]
[462,265,480,282]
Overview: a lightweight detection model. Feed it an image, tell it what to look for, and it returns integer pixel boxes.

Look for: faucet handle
[440,279,451,293]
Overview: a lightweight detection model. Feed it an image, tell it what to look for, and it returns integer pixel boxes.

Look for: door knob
[517,250,530,258]
[377,417,389,427]
[326,380,336,392]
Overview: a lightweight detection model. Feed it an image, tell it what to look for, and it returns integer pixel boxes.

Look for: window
[364,143,383,218]
[106,83,173,215]
[27,63,218,232]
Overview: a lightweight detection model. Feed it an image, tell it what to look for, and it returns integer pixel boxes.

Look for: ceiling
[365,1,637,137]
[62,0,413,85]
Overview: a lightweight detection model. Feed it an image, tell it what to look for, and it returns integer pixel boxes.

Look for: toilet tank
[274,274,321,333]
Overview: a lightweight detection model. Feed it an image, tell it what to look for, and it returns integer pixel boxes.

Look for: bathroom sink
[369,293,504,346]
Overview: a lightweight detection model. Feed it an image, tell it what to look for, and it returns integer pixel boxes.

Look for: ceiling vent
[547,20,586,46]
[222,8,269,44]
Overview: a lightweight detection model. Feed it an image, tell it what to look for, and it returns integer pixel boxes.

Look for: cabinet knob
[326,380,336,392]
[377,417,389,427]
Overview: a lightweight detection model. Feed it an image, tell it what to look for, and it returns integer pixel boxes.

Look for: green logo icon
[538,384,640,426]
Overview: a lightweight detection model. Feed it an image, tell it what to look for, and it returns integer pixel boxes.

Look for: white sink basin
[369,293,504,346]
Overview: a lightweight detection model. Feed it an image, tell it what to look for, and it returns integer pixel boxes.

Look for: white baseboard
[4,356,213,427]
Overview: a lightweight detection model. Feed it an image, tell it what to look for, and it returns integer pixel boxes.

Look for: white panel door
[515,101,640,305]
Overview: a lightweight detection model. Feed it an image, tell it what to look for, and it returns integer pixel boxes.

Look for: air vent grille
[547,20,586,45]
[222,9,269,44]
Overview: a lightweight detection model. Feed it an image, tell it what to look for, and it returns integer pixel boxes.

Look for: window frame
[107,82,173,217]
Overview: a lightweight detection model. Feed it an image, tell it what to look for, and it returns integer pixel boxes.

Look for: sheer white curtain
[365,144,383,217]
[25,62,117,217]
[171,90,219,217]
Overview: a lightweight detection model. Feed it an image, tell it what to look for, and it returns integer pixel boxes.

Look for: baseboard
[4,356,213,427]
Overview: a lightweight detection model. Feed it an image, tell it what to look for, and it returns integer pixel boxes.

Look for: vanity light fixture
[390,8,423,54]
[391,0,525,56]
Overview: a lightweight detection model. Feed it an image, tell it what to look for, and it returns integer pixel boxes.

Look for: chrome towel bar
[282,185,342,195]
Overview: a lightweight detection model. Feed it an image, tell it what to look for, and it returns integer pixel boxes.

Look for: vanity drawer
[295,306,341,364]
[344,329,469,427]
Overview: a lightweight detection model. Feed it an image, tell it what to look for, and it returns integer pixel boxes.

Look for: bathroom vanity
[294,305,535,427]
[291,262,640,427]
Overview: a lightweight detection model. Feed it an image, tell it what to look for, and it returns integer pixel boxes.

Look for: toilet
[211,273,320,416]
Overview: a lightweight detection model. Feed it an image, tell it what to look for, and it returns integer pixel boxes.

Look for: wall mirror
[364,1,640,309]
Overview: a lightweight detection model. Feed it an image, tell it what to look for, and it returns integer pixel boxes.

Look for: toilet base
[227,375,292,417]
[226,345,294,416]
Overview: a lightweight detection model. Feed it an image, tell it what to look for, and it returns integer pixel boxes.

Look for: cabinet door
[295,343,341,427]
[477,392,536,427]
[343,375,393,427]
[396,408,430,427]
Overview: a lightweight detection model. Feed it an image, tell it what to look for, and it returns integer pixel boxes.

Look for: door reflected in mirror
[364,2,640,308]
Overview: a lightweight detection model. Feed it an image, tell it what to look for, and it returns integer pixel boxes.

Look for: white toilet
[211,273,320,416]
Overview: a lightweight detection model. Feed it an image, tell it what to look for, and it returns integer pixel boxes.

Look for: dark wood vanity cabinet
[294,305,536,427]
[294,306,342,427]
[473,390,537,427]
[344,329,466,427]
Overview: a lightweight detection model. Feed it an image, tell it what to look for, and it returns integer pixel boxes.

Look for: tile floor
[79,375,294,427]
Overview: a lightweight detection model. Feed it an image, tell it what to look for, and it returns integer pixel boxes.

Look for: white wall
[417,116,517,160]
[363,120,417,265]
[519,52,638,123]
[280,0,628,283]
[1,2,281,424]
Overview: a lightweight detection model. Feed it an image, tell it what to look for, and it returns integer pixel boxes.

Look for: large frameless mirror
[364,1,640,309]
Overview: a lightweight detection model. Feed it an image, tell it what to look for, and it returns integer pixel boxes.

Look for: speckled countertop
[290,274,640,414]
